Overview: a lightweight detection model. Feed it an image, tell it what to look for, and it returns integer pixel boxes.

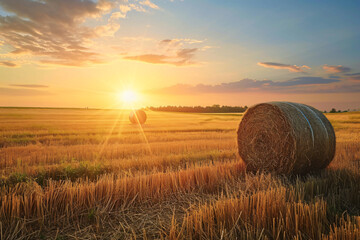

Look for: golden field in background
[0,108,359,239]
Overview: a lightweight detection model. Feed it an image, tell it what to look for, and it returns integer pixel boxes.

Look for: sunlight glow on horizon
[117,89,139,107]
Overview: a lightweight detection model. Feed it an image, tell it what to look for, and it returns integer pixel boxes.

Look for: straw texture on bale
[237,102,336,174]
[129,110,147,124]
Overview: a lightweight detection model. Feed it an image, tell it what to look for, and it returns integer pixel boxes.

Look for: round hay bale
[237,102,336,175]
[129,109,147,124]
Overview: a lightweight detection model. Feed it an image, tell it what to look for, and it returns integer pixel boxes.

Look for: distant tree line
[147,104,248,113]
[324,108,350,113]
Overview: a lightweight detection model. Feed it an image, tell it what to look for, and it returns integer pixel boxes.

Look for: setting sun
[119,90,138,104]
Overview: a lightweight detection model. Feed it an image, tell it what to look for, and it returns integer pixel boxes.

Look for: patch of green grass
[88,208,96,222]
[7,172,29,185]
[0,162,110,187]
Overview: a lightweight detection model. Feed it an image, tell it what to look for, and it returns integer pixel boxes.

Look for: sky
[0,0,359,110]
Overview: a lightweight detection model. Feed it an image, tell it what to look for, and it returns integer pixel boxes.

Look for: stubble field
[0,108,359,239]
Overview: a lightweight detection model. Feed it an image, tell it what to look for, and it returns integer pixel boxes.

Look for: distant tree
[330,108,337,113]
[337,110,341,113]
[324,110,327,113]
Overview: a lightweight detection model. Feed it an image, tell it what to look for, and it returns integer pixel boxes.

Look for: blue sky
[162,1,360,66]
[114,0,360,81]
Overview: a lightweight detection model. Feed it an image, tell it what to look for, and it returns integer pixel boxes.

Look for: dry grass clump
[238,102,336,174]
[0,161,246,226]
[165,167,360,240]
[323,216,360,240]
[167,188,328,239]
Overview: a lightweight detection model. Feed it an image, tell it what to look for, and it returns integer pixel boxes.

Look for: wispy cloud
[9,84,48,88]
[140,0,160,9]
[159,38,204,47]
[0,87,50,96]
[257,62,310,72]
[124,38,206,66]
[124,49,198,66]
[271,77,337,86]
[0,0,160,67]
[345,72,360,81]
[152,77,346,94]
[0,61,18,67]
[323,65,351,73]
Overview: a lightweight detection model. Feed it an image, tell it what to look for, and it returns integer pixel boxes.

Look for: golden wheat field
[0,107,359,240]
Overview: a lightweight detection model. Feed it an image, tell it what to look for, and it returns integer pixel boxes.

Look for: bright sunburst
[118,90,138,104]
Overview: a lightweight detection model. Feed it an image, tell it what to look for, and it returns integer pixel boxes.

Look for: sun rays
[96,89,152,160]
